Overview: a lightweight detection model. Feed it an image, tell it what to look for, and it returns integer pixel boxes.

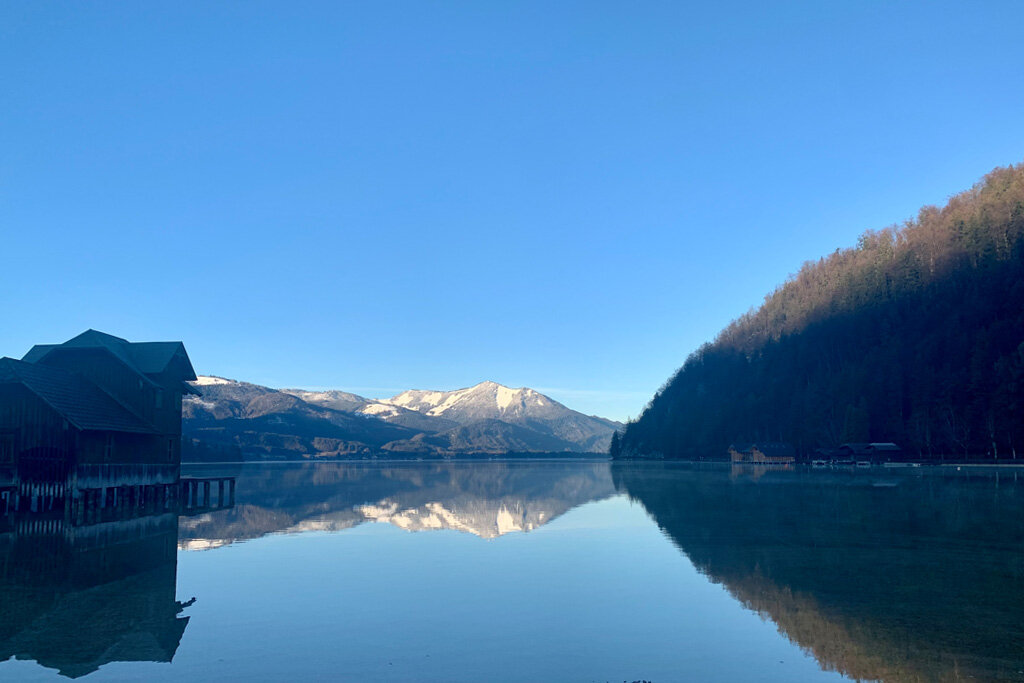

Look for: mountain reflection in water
[178,460,617,547]
[613,462,1024,682]
[3,460,1023,681]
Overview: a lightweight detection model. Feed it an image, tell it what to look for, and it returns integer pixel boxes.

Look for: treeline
[614,163,1024,460]
[182,437,243,463]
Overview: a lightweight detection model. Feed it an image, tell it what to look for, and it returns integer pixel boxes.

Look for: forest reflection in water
[614,462,1024,682]
[1,460,1022,681]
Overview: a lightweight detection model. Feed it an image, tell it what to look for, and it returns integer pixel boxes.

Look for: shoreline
[182,455,613,466]
[611,458,1024,468]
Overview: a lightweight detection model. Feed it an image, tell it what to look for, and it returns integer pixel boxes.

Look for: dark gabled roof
[20,344,57,364]
[23,330,197,383]
[0,358,158,434]
[128,342,193,377]
[65,329,130,347]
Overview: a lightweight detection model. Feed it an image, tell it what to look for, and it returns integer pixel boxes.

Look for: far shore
[182,454,613,466]
[610,458,1024,468]
[181,457,1024,468]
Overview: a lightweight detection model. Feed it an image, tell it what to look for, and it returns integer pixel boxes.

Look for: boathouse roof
[0,358,158,434]
[22,329,199,395]
[23,329,197,382]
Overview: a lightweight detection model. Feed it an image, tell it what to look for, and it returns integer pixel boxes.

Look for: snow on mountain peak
[359,402,402,418]
[184,374,620,454]
[379,381,567,422]
[195,376,237,386]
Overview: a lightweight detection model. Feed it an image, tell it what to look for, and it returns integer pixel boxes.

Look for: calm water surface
[2,461,1022,681]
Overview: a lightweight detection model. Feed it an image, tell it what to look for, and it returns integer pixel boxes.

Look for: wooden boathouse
[0,330,233,518]
[728,443,797,464]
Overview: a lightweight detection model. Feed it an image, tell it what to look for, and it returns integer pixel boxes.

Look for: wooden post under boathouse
[179,476,235,511]
[0,330,233,520]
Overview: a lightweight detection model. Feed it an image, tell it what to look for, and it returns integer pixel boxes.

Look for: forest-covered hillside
[614,163,1024,460]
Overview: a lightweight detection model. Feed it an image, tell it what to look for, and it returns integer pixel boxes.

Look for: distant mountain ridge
[184,377,621,461]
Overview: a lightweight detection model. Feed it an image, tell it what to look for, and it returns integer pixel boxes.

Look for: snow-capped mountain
[335,380,620,453]
[183,376,420,459]
[277,388,366,413]
[283,387,456,433]
[184,377,621,460]
[382,380,568,422]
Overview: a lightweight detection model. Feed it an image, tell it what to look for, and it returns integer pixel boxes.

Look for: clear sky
[2,2,1023,421]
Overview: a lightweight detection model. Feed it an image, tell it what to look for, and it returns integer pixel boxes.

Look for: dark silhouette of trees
[617,163,1024,460]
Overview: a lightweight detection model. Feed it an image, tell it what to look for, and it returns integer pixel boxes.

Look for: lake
[2,460,1022,681]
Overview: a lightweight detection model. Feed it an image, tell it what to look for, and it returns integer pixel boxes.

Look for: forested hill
[614,163,1024,461]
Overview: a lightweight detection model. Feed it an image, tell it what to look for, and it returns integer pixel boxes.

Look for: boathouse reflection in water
[0,460,233,678]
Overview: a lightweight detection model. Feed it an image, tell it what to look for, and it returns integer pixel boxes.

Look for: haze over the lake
[3,1,1024,421]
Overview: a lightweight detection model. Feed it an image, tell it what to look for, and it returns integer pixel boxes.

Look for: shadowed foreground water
[1,460,1022,681]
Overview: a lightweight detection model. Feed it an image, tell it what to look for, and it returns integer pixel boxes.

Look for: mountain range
[183,377,620,461]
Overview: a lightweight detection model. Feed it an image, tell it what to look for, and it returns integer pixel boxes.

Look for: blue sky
[2,2,1023,421]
